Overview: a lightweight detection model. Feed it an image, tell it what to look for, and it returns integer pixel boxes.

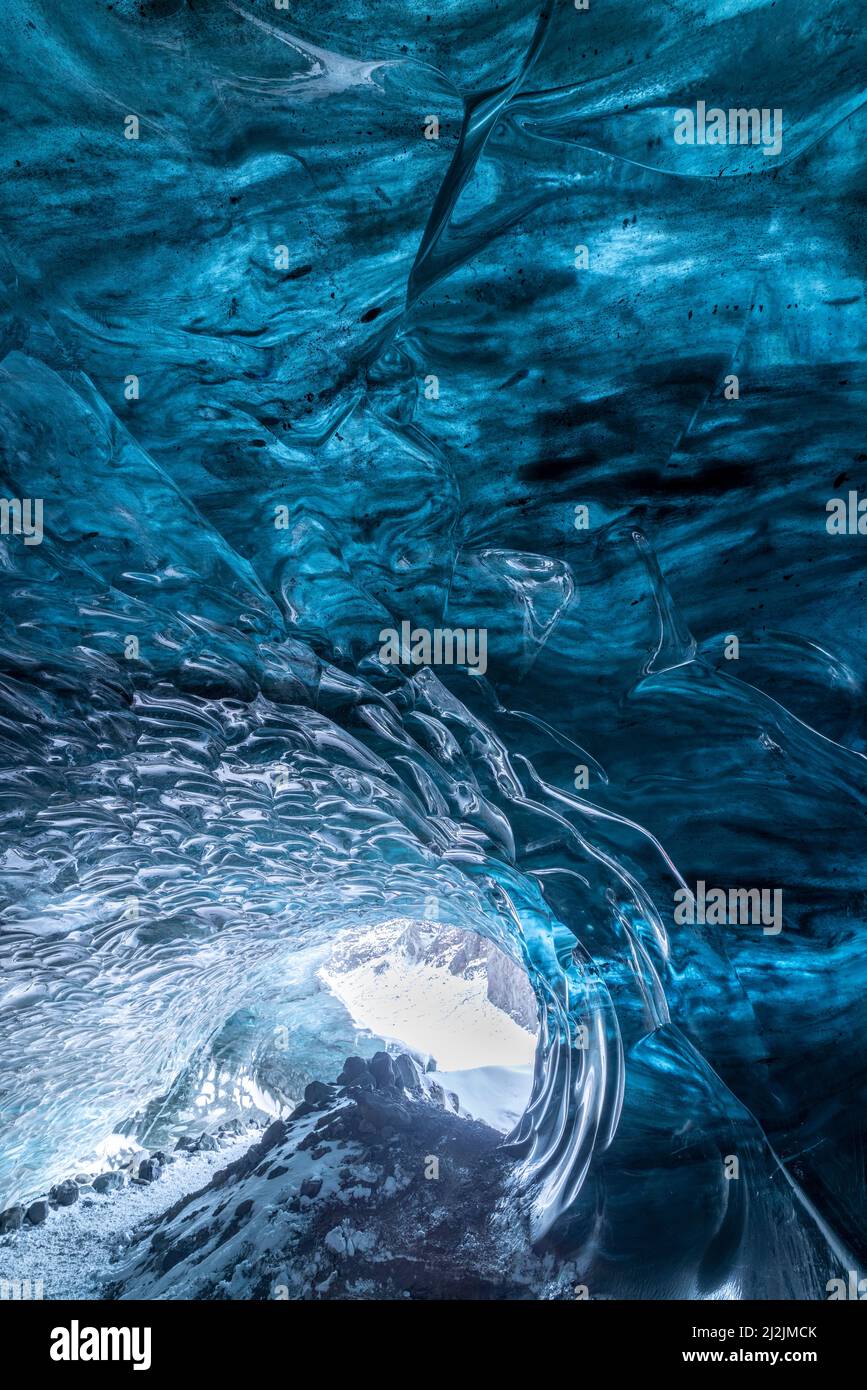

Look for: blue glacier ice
[0,0,865,1299]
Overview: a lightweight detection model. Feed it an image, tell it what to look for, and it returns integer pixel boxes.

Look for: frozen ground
[108,1051,578,1302]
[0,1131,257,1300]
[0,930,539,1300]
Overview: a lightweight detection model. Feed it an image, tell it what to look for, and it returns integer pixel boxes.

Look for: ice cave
[0,0,865,1310]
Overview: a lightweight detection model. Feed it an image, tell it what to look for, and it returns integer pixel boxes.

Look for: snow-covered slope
[109,1051,577,1301]
[0,1127,259,1300]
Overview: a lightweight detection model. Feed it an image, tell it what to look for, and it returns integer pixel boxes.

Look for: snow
[318,921,536,1131]
[116,1103,375,1301]
[429,1063,534,1133]
[0,1132,257,1301]
[1,920,540,1301]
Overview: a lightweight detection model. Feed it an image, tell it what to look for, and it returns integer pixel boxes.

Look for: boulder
[393,1052,423,1094]
[357,1093,410,1132]
[304,1080,337,1106]
[25,1199,49,1225]
[339,1072,375,1093]
[369,1052,396,1089]
[218,1118,246,1138]
[0,1204,24,1233]
[49,1179,79,1207]
[93,1171,125,1195]
[336,1055,370,1085]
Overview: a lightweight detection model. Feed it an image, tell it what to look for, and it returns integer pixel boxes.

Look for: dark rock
[393,1052,423,1093]
[357,1093,410,1133]
[25,1198,49,1225]
[427,1081,446,1108]
[234,1199,254,1219]
[101,1070,529,1302]
[258,1120,287,1153]
[176,1132,219,1154]
[322,1119,350,1142]
[73,1173,92,1185]
[340,1073,375,1093]
[159,1223,212,1275]
[336,1055,370,1085]
[138,1158,162,1182]
[0,1204,24,1233]
[369,1051,396,1089]
[304,1080,337,1106]
[49,1180,79,1207]
[298,1129,323,1151]
[289,1101,316,1120]
[218,1118,246,1138]
[93,1171,125,1195]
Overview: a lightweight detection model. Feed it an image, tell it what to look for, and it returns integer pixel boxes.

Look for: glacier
[0,0,865,1299]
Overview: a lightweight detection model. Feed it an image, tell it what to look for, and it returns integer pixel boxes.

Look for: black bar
[1,1297,862,1375]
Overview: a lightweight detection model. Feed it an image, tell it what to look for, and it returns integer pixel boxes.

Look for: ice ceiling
[0,0,865,1296]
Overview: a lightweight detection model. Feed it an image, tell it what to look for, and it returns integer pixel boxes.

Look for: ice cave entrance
[318,919,538,1134]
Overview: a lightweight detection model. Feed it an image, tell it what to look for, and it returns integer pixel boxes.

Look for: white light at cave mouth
[318,919,537,1132]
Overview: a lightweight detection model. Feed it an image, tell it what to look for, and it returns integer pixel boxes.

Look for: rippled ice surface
[0,0,865,1297]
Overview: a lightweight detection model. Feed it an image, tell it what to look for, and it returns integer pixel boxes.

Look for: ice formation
[0,0,865,1299]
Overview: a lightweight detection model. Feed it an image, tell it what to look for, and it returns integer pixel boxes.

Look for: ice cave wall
[0,0,865,1293]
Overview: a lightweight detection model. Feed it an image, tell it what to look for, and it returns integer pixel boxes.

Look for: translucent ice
[0,0,865,1297]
